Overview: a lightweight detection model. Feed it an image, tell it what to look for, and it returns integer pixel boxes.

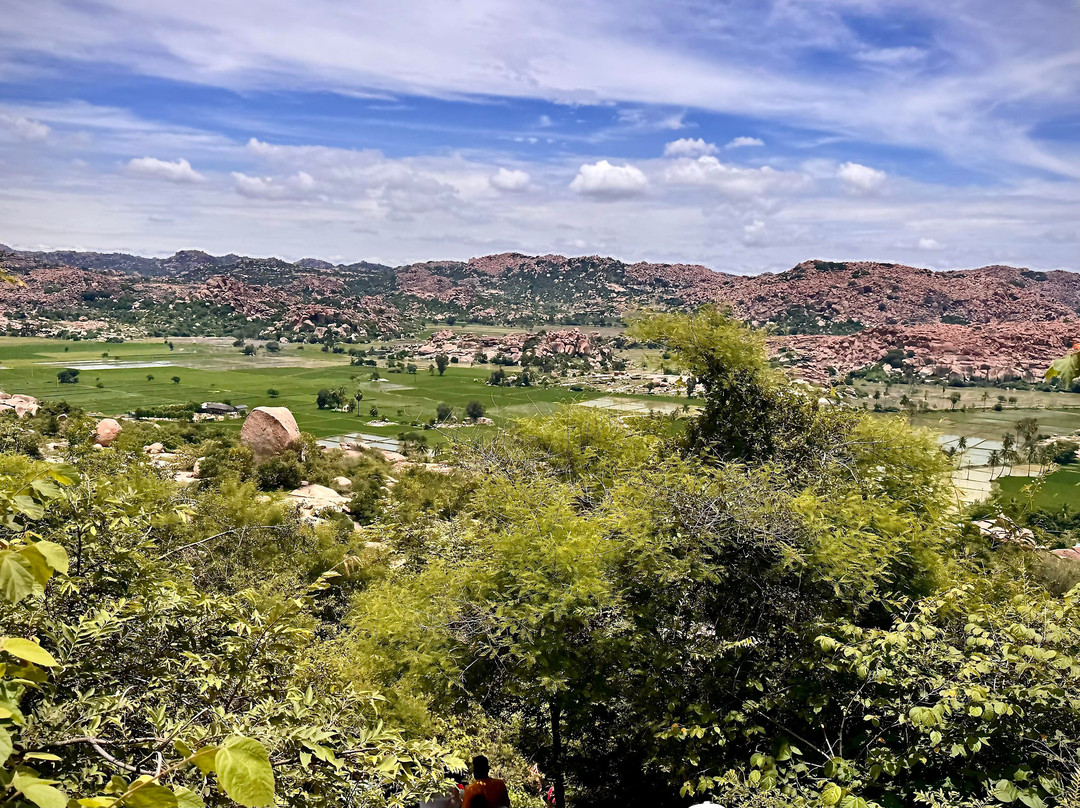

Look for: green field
[995,465,1080,509]
[910,407,1080,441]
[0,337,686,441]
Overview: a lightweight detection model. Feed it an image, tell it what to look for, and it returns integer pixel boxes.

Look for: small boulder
[95,418,123,446]
[173,471,197,485]
[145,442,165,455]
[192,457,204,478]
[333,476,353,490]
[240,406,301,462]
[287,483,349,514]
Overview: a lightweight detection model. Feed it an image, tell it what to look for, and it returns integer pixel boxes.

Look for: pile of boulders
[0,392,39,419]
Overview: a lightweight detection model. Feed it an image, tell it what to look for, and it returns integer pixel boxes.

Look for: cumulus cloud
[232,170,317,199]
[664,156,807,195]
[0,113,50,142]
[917,237,943,250]
[742,219,767,246]
[126,157,205,183]
[490,167,531,192]
[837,161,887,194]
[569,160,648,199]
[663,138,717,158]
[725,136,764,149]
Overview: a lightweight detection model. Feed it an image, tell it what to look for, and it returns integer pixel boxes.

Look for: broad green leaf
[0,725,11,764]
[29,478,61,500]
[32,541,69,575]
[0,637,58,667]
[18,546,53,589]
[0,551,36,604]
[12,772,68,808]
[123,776,178,808]
[993,780,1021,803]
[46,467,78,486]
[174,786,205,808]
[822,783,843,806]
[1045,353,1080,386]
[190,745,218,775]
[216,736,275,808]
[77,799,117,808]
[1019,790,1047,808]
[11,495,44,521]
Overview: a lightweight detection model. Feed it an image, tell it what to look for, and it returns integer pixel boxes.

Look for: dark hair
[470,796,489,808]
[472,754,490,779]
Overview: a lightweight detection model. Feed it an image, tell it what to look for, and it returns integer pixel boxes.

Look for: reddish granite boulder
[95,418,123,446]
[240,406,301,461]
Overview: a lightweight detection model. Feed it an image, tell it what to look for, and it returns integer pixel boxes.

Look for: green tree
[56,369,79,384]
[464,400,485,421]
[435,354,450,376]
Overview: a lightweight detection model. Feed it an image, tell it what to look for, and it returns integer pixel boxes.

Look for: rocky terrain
[1,244,1077,384]
[416,327,613,367]
[773,322,1080,385]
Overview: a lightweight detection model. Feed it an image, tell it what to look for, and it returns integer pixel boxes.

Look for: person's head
[472,755,490,779]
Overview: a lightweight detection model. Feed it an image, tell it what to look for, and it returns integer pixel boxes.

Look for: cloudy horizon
[0,0,1077,273]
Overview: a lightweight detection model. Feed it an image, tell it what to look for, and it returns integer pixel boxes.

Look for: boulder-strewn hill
[1,245,1077,382]
[721,260,1080,331]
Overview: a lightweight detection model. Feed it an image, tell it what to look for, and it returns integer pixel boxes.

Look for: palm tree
[987,449,1000,480]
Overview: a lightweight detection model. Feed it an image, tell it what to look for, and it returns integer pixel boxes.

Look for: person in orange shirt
[461,755,510,808]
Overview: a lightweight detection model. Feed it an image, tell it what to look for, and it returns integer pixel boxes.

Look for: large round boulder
[95,418,123,446]
[240,406,301,462]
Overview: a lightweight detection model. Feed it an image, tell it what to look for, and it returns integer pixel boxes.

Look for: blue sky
[0,0,1077,273]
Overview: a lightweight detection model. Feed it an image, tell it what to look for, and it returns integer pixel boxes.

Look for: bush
[255,451,304,490]
[465,400,485,421]
[436,402,453,422]
[57,368,80,384]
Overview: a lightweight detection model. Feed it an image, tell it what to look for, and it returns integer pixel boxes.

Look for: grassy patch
[0,337,676,440]
[995,466,1080,510]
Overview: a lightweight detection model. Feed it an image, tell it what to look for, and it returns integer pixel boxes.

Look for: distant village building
[198,402,248,417]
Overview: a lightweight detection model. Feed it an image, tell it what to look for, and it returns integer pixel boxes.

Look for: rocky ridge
[2,245,1077,384]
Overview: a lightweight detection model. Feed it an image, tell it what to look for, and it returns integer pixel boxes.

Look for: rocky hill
[721,260,1080,331]
[1,245,1076,383]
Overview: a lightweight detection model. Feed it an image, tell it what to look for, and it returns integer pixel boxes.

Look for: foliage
[56,369,79,385]
[255,450,304,490]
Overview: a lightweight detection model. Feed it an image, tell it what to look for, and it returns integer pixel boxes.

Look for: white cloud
[664,156,808,196]
[0,0,1077,182]
[742,219,767,245]
[232,170,317,199]
[917,237,943,250]
[664,138,717,158]
[490,167,531,192]
[0,113,49,142]
[837,162,887,194]
[126,157,205,183]
[537,114,553,128]
[725,136,764,149]
[569,160,648,199]
[617,109,685,131]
